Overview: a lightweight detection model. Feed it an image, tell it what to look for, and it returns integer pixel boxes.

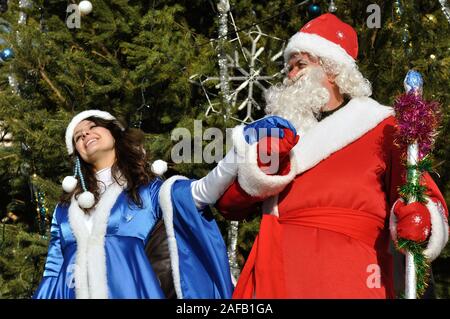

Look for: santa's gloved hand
[243,115,297,144]
[258,128,299,167]
[393,200,431,243]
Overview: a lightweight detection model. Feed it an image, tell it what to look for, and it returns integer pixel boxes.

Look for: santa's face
[264,52,331,134]
[287,52,321,81]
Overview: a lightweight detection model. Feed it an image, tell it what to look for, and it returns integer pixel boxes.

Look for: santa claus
[216,13,448,298]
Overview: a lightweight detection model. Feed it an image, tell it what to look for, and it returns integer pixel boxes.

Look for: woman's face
[73,120,116,168]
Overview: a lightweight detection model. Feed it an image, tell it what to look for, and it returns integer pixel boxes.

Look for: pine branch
[0,154,18,161]
[91,50,111,62]
[38,66,67,106]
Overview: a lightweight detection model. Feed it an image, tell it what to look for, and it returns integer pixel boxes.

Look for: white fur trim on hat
[65,110,123,155]
[284,32,356,67]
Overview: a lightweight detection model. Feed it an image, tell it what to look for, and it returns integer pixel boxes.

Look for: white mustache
[264,66,330,134]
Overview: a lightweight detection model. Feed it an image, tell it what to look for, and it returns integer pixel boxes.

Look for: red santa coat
[217,97,449,299]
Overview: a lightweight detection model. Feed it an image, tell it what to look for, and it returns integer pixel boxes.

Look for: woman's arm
[191,116,299,211]
[190,149,238,209]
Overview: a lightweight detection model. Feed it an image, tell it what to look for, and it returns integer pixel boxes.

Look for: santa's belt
[277,207,386,248]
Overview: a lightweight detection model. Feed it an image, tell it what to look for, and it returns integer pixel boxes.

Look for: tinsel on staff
[393,70,442,298]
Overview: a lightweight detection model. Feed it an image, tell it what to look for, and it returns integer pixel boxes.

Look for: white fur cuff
[424,198,449,261]
[159,175,188,299]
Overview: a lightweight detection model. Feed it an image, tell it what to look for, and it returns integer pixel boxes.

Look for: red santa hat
[284,13,358,67]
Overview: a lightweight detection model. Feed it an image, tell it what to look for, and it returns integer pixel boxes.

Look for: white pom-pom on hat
[78,191,95,209]
[62,176,78,193]
[151,160,168,176]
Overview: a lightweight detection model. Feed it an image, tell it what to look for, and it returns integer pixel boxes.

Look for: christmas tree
[0,0,448,298]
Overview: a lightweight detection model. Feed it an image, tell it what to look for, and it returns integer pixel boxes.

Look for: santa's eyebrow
[290,55,308,64]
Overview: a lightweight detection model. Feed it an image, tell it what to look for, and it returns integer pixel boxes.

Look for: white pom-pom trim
[78,191,95,209]
[62,176,78,193]
[151,160,168,176]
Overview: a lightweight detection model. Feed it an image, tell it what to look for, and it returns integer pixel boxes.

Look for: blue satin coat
[33,178,233,299]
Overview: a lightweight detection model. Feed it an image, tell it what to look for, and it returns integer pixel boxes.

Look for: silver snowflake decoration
[190,17,285,124]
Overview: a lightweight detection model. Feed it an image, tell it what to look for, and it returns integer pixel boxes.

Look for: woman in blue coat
[33,110,236,299]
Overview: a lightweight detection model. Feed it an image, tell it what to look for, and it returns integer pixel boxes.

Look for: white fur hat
[65,110,124,155]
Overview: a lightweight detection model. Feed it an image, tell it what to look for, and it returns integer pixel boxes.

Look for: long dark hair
[60,116,154,210]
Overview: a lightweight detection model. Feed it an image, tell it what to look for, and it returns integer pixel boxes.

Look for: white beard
[264,66,330,134]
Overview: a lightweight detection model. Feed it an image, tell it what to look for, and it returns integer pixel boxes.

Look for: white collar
[96,167,114,194]
[292,97,394,175]
[68,181,125,299]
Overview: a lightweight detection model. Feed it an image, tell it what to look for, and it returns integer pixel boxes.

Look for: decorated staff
[393,70,442,298]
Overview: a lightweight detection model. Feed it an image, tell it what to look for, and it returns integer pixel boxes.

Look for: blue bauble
[404,70,423,94]
[0,47,14,61]
[308,3,322,17]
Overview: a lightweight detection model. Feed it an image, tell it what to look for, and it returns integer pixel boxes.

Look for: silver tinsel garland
[438,0,450,23]
[217,0,231,119]
[217,0,241,282]
[18,0,32,25]
[9,1,33,94]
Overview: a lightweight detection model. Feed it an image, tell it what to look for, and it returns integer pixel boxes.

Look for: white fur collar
[68,181,125,299]
[292,97,394,175]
